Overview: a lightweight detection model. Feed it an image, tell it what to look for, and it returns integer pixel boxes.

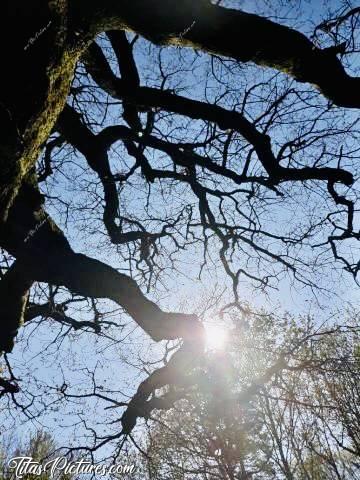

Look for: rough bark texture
[0,1,81,222]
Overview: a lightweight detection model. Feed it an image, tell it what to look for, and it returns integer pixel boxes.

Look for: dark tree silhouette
[1,0,360,444]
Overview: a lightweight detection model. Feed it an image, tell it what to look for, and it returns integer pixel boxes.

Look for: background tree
[135,309,360,479]
[0,430,74,480]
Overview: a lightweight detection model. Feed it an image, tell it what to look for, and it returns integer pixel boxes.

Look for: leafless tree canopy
[1,0,360,457]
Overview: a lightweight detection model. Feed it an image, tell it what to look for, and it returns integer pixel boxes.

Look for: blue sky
[2,0,360,460]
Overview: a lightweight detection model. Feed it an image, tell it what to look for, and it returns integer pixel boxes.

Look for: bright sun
[205,324,228,351]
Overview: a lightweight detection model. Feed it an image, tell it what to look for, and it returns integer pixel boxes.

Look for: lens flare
[205,324,228,351]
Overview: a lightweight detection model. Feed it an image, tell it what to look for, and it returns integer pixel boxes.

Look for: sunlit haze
[205,324,228,351]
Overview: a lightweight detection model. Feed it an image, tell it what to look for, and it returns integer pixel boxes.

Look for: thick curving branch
[25,302,102,334]
[121,340,203,434]
[57,104,177,244]
[82,43,353,187]
[106,30,142,131]
[73,0,360,108]
[1,180,203,345]
[98,121,354,187]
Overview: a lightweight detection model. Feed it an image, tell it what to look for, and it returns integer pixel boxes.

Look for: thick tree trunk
[0,0,81,223]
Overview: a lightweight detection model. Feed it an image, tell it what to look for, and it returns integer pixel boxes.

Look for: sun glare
[205,324,228,351]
